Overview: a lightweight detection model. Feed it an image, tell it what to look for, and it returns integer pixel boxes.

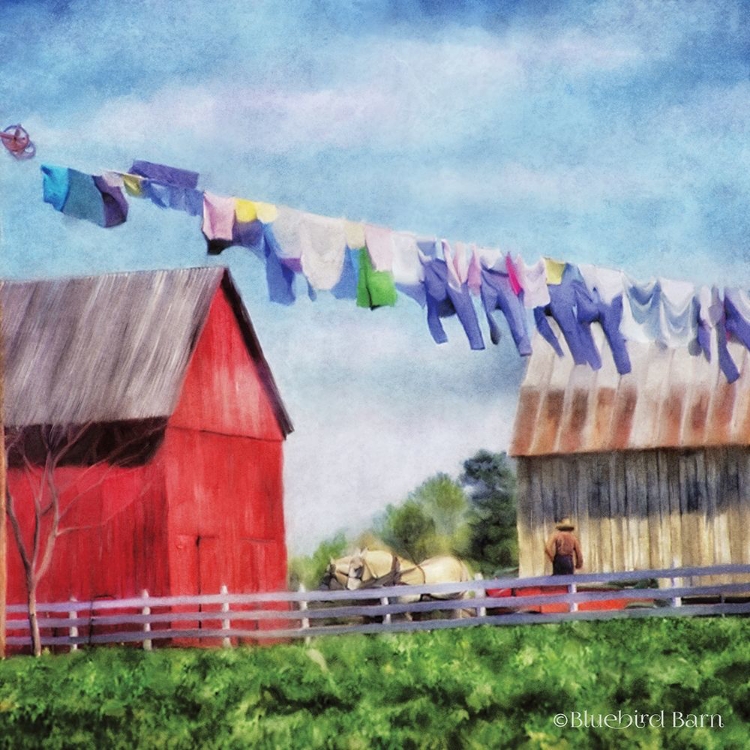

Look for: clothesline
[40,160,750,383]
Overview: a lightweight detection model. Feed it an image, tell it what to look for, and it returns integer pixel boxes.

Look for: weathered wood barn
[3,266,292,609]
[510,321,750,578]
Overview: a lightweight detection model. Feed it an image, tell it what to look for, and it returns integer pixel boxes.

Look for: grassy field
[1,617,749,749]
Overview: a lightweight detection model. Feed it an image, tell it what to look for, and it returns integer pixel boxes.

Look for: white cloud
[410,161,676,213]
[26,23,652,162]
[517,28,648,72]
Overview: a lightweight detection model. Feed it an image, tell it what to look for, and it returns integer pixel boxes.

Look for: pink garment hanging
[506,254,522,296]
[442,240,463,291]
[453,242,472,284]
[202,192,235,241]
[519,257,551,309]
[467,247,482,296]
[364,224,394,272]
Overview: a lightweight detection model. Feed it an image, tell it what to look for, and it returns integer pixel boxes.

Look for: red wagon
[486,582,656,614]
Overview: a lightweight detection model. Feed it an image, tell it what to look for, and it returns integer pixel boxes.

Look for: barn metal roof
[510,319,750,456]
[1,267,293,435]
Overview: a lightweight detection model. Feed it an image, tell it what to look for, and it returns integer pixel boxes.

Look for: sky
[2,0,750,554]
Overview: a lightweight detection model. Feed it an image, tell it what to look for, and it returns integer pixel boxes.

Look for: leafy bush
[1,617,749,748]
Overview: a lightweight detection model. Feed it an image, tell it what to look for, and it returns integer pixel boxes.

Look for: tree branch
[55,523,101,538]
[6,488,32,576]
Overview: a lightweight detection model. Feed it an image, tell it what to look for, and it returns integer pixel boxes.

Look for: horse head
[345,549,368,590]
[318,555,351,590]
[345,548,403,590]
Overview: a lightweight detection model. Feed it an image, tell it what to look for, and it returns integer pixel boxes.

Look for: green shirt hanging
[357,247,398,309]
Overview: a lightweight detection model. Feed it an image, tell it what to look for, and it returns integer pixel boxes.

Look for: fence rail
[6,564,750,652]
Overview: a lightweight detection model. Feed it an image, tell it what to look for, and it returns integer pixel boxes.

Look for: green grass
[1,618,749,748]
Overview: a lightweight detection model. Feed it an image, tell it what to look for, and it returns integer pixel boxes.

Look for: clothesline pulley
[1,124,35,160]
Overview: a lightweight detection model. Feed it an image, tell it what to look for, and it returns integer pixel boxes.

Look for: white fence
[6,564,750,652]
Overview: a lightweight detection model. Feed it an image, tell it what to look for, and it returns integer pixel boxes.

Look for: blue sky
[2,0,750,553]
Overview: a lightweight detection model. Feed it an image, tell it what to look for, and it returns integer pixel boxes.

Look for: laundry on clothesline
[39,159,750,381]
[42,165,128,228]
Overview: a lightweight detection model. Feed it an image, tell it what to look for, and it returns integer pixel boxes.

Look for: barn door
[196,536,220,595]
[196,536,223,643]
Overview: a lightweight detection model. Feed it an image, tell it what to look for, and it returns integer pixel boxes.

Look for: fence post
[141,590,152,651]
[568,582,578,612]
[670,577,682,608]
[68,597,78,653]
[474,573,487,618]
[380,597,392,625]
[220,585,231,649]
[298,584,311,645]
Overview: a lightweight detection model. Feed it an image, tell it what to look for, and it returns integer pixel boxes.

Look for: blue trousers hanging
[262,225,296,305]
[479,268,531,355]
[534,265,601,368]
[423,259,484,350]
[576,291,631,375]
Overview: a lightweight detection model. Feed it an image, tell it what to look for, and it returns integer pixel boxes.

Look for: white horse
[398,555,473,594]
[344,549,402,590]
[345,549,474,618]
[319,552,399,623]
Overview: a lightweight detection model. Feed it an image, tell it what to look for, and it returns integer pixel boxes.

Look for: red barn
[2,266,292,614]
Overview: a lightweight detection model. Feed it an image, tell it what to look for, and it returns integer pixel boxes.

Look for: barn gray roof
[1,267,292,435]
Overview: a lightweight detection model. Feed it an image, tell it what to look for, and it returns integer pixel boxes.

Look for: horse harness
[347,553,429,592]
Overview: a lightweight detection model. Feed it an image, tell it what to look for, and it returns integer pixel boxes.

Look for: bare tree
[5,420,164,656]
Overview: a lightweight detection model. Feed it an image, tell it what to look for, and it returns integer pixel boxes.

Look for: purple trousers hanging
[720,291,750,382]
[93,175,128,228]
[534,307,564,357]
[534,265,601,368]
[680,288,738,383]
[716,315,740,383]
[423,259,484,350]
[262,225,296,305]
[479,268,531,355]
[130,160,199,189]
[576,291,632,375]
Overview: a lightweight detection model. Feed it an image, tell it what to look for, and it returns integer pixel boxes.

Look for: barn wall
[163,281,288,635]
[162,427,287,598]
[517,447,750,580]
[5,459,169,605]
[168,285,284,441]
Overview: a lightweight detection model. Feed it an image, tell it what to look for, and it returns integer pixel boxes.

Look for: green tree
[377,499,436,562]
[288,531,348,590]
[460,450,518,575]
[377,473,469,562]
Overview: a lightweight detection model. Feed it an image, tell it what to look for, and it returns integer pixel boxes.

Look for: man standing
[545,518,583,575]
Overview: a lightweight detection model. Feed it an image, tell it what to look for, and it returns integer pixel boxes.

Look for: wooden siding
[5,460,169,604]
[169,285,284,441]
[163,427,287,596]
[164,280,288,608]
[517,448,750,582]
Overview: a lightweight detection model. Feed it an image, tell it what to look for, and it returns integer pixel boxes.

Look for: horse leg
[457,590,476,619]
